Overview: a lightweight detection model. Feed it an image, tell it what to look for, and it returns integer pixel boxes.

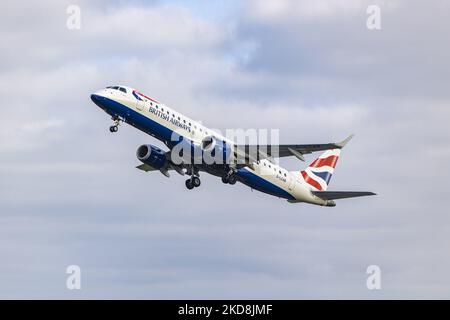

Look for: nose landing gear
[109,116,121,133]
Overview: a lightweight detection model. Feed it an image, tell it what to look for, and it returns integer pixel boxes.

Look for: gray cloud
[0,0,449,299]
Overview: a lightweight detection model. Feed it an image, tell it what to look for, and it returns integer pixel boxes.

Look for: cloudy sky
[1,0,449,299]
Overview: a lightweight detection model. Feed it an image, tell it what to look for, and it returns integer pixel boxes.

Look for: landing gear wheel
[192,176,201,187]
[228,175,237,185]
[221,176,229,184]
[185,179,194,190]
[110,116,121,133]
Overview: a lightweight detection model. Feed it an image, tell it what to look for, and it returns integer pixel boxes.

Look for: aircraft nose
[91,93,99,103]
[90,93,104,107]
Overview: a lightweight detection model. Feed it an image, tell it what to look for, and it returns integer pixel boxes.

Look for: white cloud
[86,5,226,49]
[247,0,370,22]
[19,119,65,133]
[0,1,230,71]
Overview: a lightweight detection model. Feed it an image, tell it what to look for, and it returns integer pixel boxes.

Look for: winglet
[336,134,354,149]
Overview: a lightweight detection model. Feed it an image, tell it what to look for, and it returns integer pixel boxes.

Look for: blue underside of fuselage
[235,168,295,200]
[91,95,295,200]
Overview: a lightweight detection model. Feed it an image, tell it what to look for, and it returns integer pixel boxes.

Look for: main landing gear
[185,165,201,190]
[221,169,237,185]
[185,176,201,190]
[109,116,121,133]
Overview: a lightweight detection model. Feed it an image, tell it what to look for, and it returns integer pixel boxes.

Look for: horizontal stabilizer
[312,191,376,200]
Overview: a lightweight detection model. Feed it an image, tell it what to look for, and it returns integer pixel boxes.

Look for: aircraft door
[136,98,144,111]
[288,175,295,191]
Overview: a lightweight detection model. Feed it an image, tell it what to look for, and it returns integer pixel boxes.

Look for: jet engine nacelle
[200,135,232,165]
[136,144,167,170]
[201,135,217,152]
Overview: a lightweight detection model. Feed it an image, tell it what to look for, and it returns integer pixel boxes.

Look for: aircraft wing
[234,135,354,162]
[312,191,376,200]
[136,163,185,178]
[136,163,160,172]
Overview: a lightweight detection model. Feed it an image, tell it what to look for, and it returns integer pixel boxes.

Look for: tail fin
[296,134,353,191]
[299,149,341,191]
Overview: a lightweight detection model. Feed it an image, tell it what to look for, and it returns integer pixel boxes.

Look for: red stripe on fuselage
[301,171,323,190]
[309,155,339,168]
[134,91,159,104]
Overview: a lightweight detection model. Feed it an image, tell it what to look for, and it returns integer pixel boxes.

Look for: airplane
[91,85,375,206]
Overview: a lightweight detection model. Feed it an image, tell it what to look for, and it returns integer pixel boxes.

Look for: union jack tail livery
[300,149,341,191]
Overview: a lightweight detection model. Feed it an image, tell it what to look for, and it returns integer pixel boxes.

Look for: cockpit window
[119,87,127,93]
